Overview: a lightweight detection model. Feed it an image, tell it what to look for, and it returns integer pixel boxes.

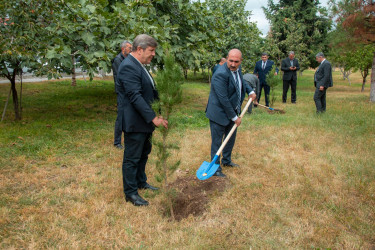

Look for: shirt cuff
[249,91,255,95]
[231,115,238,121]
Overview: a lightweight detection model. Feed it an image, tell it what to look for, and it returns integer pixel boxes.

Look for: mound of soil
[267,109,286,114]
[167,175,229,221]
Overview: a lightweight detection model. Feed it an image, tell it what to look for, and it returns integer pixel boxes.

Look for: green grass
[0,71,374,248]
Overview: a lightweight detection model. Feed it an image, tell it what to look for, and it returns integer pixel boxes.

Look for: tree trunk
[183,69,188,80]
[370,52,375,102]
[361,69,368,92]
[10,78,21,120]
[71,55,76,86]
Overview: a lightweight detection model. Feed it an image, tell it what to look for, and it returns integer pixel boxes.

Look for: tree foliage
[206,0,262,72]
[329,0,375,102]
[0,1,56,120]
[263,0,332,68]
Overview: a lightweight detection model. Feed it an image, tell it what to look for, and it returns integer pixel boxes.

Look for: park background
[1,0,375,248]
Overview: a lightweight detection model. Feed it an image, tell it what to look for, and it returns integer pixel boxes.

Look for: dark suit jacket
[206,63,253,126]
[281,57,300,81]
[117,54,158,133]
[314,60,333,88]
[253,60,279,85]
[112,52,125,93]
[243,73,260,98]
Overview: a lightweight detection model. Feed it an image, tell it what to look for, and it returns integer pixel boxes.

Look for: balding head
[227,49,242,71]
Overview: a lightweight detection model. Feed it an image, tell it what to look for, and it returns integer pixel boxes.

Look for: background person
[112,40,132,149]
[314,52,333,113]
[212,58,227,74]
[242,73,260,114]
[281,51,300,104]
[253,52,278,107]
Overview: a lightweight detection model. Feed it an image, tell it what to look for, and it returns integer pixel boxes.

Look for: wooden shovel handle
[215,98,253,156]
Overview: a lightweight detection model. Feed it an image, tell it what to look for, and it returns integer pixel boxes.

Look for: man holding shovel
[205,49,257,177]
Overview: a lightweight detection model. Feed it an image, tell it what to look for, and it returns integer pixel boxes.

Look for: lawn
[0,70,374,248]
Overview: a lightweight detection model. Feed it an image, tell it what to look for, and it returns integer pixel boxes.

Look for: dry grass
[0,70,374,248]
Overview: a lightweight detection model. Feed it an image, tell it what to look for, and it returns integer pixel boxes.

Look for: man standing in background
[281,51,300,104]
[112,40,132,149]
[314,52,333,113]
[242,73,260,114]
[212,58,227,74]
[253,53,278,107]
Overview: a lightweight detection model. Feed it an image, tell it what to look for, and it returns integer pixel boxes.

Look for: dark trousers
[257,82,270,106]
[114,97,123,145]
[282,79,297,103]
[122,132,152,196]
[313,87,327,113]
[209,120,237,172]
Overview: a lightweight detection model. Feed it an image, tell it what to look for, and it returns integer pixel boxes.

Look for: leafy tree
[152,49,183,220]
[329,0,375,102]
[0,1,56,120]
[206,0,262,72]
[263,0,332,68]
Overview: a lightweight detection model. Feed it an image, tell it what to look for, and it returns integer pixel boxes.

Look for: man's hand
[289,66,294,70]
[152,116,168,129]
[234,117,242,127]
[249,93,258,105]
[319,86,324,91]
[274,72,278,75]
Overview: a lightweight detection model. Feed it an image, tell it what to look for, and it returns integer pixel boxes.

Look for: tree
[206,0,262,72]
[152,49,183,220]
[0,1,56,120]
[263,0,332,68]
[266,65,282,107]
[329,0,375,102]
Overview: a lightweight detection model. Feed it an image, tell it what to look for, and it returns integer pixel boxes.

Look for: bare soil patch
[168,175,229,221]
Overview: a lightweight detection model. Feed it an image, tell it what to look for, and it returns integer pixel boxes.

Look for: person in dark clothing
[314,52,333,113]
[212,58,227,74]
[281,51,300,103]
[112,40,132,149]
[117,34,167,206]
[253,53,279,107]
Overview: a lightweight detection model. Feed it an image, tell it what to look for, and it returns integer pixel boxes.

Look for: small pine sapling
[152,48,183,220]
[266,65,281,107]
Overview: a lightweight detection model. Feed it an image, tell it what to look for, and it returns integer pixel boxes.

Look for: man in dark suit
[206,49,257,177]
[314,52,333,113]
[112,40,132,149]
[253,53,278,107]
[242,73,260,114]
[212,58,227,74]
[281,51,300,104]
[117,34,168,206]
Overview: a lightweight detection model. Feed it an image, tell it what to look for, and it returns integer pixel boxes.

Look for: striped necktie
[233,71,241,113]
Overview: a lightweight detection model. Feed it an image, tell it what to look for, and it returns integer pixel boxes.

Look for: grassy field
[0,70,374,248]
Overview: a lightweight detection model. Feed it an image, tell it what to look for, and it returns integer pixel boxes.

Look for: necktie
[233,71,241,113]
[262,61,266,70]
[290,60,293,67]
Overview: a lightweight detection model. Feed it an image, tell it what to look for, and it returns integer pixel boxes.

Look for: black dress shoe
[213,171,226,177]
[125,194,149,206]
[222,162,240,168]
[139,183,159,191]
[114,144,124,149]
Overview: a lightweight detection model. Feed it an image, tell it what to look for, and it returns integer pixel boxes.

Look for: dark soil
[166,175,229,221]
[267,109,286,114]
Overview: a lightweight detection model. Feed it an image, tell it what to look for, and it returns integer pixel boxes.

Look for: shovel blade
[196,160,220,180]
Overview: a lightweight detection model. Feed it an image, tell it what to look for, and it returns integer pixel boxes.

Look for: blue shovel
[196,98,253,180]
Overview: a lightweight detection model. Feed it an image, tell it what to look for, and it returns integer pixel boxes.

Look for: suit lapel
[129,54,155,90]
